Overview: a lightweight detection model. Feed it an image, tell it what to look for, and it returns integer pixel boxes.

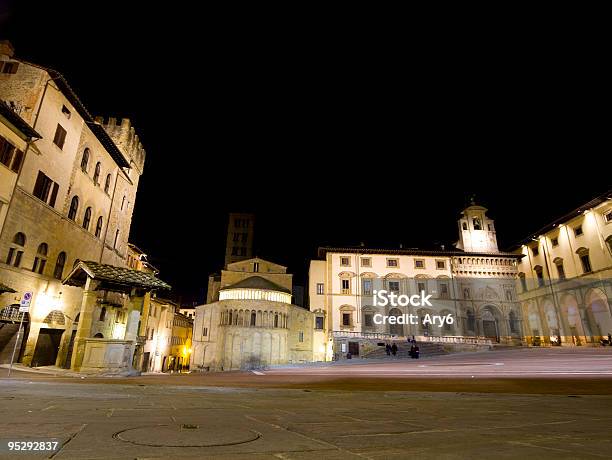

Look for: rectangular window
[0,136,15,168]
[556,263,565,280]
[1,62,19,74]
[605,211,612,223]
[342,313,351,326]
[580,254,592,273]
[364,314,373,327]
[202,327,208,337]
[388,280,400,293]
[62,105,71,118]
[362,279,373,295]
[551,237,559,247]
[436,260,446,270]
[574,225,583,236]
[417,282,426,294]
[315,317,324,329]
[53,124,67,149]
[439,283,449,299]
[341,279,350,294]
[298,331,304,342]
[387,258,399,268]
[360,257,371,267]
[253,262,259,272]
[340,256,350,266]
[10,148,24,173]
[531,246,539,256]
[232,233,239,242]
[33,171,54,203]
[414,259,425,269]
[316,283,324,295]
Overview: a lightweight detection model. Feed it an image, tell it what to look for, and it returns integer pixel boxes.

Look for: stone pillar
[125,290,146,371]
[71,278,100,370]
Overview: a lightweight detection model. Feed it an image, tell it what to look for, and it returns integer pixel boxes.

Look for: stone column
[125,290,146,371]
[71,278,100,370]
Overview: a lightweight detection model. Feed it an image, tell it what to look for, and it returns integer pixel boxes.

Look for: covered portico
[63,261,170,375]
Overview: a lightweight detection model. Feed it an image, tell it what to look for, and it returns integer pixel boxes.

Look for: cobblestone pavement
[1,348,611,458]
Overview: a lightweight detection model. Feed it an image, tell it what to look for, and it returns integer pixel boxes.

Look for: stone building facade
[192,258,322,371]
[0,41,149,369]
[514,191,612,346]
[309,204,524,359]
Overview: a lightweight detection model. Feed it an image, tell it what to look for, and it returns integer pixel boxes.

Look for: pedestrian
[391,343,398,356]
[414,345,420,359]
[410,344,416,359]
[385,344,391,356]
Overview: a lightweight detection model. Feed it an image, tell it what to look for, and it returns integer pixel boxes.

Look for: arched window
[104,174,111,194]
[82,207,92,230]
[32,242,48,275]
[93,162,101,185]
[94,332,104,338]
[6,232,26,267]
[534,265,544,287]
[81,148,90,172]
[113,229,120,249]
[99,306,106,322]
[68,196,79,220]
[95,216,103,238]
[53,251,66,280]
[250,311,257,327]
[518,272,527,292]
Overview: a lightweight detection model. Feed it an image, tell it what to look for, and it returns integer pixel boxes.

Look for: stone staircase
[361,341,447,359]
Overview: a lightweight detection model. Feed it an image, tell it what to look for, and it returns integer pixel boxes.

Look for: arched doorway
[586,288,612,341]
[481,307,500,342]
[388,308,403,336]
[561,294,584,345]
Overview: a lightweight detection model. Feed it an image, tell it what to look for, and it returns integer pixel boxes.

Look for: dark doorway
[348,341,360,356]
[63,330,77,369]
[142,352,150,372]
[483,320,499,342]
[32,328,63,367]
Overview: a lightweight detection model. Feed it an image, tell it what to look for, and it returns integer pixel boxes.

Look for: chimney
[0,40,15,59]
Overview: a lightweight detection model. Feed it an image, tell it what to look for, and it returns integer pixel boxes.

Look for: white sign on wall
[19,291,33,312]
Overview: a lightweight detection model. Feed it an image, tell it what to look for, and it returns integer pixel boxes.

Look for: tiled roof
[0,281,16,294]
[223,276,291,294]
[63,261,171,290]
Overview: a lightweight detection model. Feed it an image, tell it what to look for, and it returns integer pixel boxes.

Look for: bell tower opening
[455,201,499,253]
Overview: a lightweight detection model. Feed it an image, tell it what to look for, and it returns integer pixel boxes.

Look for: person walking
[385,344,391,356]
[414,345,420,359]
[409,344,416,359]
[391,343,398,356]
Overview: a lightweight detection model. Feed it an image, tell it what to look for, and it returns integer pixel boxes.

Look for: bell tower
[455,200,498,253]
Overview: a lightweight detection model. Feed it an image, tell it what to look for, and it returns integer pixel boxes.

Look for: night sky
[2,4,609,304]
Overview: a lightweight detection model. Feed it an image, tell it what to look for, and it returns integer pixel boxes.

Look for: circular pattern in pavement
[113,423,261,447]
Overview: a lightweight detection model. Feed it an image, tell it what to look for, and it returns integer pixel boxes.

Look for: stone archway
[388,308,403,336]
[585,288,612,341]
[481,306,501,342]
[561,294,585,345]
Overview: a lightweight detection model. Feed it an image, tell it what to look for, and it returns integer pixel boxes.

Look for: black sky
[2,4,609,304]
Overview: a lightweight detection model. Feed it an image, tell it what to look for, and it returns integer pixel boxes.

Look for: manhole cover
[114,424,260,447]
